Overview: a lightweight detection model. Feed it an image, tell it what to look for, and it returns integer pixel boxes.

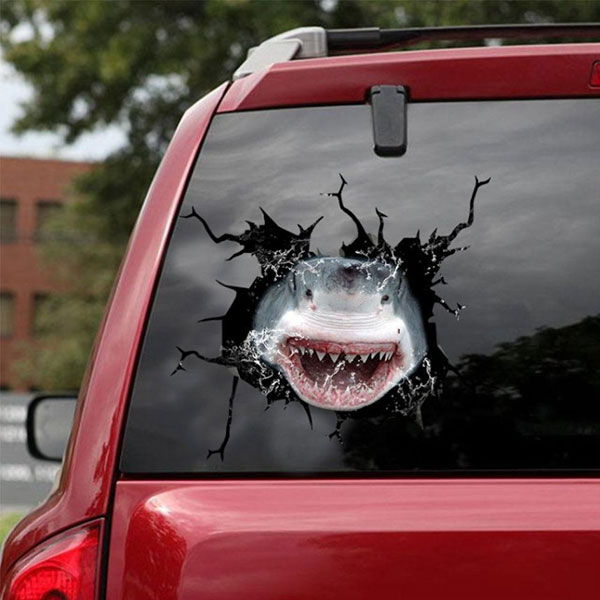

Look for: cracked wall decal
[172,174,490,458]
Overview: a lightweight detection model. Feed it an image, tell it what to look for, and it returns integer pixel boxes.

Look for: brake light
[591,61,600,87]
[3,521,101,600]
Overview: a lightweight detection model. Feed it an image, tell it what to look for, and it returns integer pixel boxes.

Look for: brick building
[0,156,94,390]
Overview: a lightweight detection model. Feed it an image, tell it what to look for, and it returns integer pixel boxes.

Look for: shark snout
[326,263,367,292]
[309,289,388,315]
[277,306,407,345]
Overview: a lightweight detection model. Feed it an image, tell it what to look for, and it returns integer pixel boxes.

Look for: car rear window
[120,99,600,474]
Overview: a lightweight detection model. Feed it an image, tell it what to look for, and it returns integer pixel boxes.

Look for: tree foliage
[2,0,598,389]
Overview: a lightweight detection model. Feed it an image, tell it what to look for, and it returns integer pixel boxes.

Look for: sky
[0,57,125,162]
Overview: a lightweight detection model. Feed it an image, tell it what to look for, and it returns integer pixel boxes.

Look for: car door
[105,51,600,599]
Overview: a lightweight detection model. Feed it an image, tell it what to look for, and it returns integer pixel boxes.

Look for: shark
[253,256,427,411]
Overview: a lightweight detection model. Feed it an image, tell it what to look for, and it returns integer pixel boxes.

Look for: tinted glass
[121,100,600,474]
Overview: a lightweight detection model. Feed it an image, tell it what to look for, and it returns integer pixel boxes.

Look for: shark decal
[172,174,490,458]
[254,257,427,411]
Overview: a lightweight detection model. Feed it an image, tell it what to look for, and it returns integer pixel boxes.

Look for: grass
[0,512,25,546]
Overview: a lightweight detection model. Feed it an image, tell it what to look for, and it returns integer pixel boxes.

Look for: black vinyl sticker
[172,174,490,458]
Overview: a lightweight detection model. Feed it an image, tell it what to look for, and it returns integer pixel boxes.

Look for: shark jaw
[277,337,409,411]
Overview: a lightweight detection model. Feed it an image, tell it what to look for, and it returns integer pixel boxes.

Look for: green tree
[2,0,598,389]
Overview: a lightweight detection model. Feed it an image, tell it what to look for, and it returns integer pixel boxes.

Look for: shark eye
[305,289,313,299]
[381,294,390,303]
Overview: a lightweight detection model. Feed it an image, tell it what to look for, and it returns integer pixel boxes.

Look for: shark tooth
[346,354,356,363]
[360,354,369,362]
[307,348,314,356]
[330,353,340,362]
[316,351,326,361]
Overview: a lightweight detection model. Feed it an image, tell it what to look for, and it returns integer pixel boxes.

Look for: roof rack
[233,23,600,80]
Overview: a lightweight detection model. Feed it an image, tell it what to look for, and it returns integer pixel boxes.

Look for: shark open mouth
[279,336,407,410]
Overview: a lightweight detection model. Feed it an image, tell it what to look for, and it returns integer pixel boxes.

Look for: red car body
[2,42,600,599]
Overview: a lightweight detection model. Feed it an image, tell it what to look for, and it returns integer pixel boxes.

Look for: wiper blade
[326,23,600,53]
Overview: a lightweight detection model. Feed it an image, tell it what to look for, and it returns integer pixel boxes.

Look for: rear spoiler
[234,23,600,79]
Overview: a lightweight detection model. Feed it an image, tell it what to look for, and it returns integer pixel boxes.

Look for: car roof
[219,43,600,112]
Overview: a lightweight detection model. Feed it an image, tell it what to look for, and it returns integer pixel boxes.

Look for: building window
[32,293,51,337]
[35,200,63,242]
[0,292,15,338]
[0,198,18,243]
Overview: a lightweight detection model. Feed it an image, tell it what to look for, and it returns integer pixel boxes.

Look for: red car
[2,24,600,600]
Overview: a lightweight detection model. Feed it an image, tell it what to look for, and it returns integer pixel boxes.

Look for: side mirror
[27,395,77,462]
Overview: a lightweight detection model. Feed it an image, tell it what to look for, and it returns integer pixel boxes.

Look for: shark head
[253,257,427,411]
